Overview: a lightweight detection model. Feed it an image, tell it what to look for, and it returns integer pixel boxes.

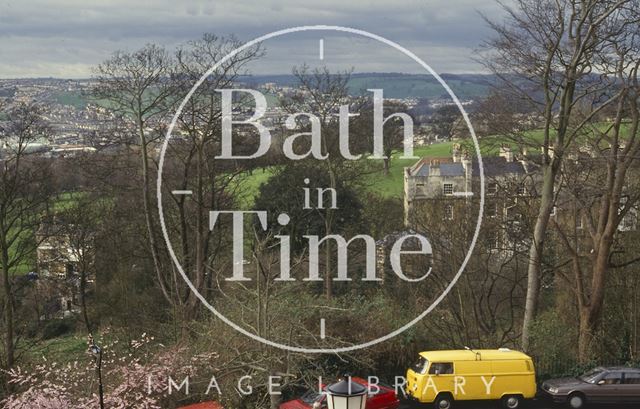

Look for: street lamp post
[325,377,367,409]
[88,335,105,409]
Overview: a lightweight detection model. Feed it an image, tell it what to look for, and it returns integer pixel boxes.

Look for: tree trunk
[324,223,333,300]
[186,140,206,319]
[2,266,14,369]
[324,165,337,299]
[578,306,597,363]
[1,239,14,370]
[522,164,557,351]
[383,157,390,176]
[578,220,616,362]
[79,269,91,333]
[137,117,171,303]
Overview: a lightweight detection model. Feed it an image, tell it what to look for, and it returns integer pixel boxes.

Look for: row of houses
[402,143,638,254]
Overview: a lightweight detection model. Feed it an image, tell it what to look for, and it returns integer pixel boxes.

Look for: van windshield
[412,356,429,374]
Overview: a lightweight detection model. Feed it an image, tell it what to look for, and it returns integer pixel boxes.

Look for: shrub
[42,319,74,340]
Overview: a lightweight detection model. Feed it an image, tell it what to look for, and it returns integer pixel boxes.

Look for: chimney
[461,153,472,195]
[452,143,462,162]
[541,145,555,159]
[499,144,514,162]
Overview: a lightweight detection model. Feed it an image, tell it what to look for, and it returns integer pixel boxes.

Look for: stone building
[36,221,94,317]
[405,145,534,220]
[404,142,640,255]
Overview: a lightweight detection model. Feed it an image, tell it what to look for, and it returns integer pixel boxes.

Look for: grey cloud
[0,0,505,78]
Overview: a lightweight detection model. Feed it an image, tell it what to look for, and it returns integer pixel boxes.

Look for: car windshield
[412,356,429,374]
[301,390,323,404]
[579,368,604,383]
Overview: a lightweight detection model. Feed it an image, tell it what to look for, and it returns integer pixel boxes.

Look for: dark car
[541,367,640,408]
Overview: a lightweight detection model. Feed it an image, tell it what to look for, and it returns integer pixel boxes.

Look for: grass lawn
[53,91,88,110]
[27,334,88,363]
[8,227,36,276]
[362,142,454,198]
[12,261,34,275]
[52,191,87,212]
[236,167,278,208]
[233,142,457,204]
[233,128,550,202]
[7,192,87,276]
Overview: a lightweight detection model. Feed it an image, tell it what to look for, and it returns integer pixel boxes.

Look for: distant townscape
[0,74,489,159]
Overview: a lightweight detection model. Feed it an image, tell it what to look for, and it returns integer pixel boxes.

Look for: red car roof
[177,402,223,409]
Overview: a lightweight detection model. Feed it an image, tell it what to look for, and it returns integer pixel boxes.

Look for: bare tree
[412,173,532,348]
[92,44,176,304]
[430,104,461,140]
[169,34,263,318]
[553,13,640,360]
[359,100,414,175]
[58,194,103,333]
[482,0,634,351]
[281,66,358,299]
[93,37,264,322]
[0,102,52,370]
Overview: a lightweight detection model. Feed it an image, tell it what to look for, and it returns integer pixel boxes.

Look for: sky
[0,0,507,79]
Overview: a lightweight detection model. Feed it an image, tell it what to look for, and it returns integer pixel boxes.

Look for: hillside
[238,142,456,207]
[43,73,494,111]
[244,72,494,100]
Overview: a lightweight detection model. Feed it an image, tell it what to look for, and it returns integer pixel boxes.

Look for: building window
[443,183,454,195]
[620,207,638,231]
[487,231,499,250]
[487,203,498,217]
[444,204,454,220]
[487,182,497,195]
[517,184,526,196]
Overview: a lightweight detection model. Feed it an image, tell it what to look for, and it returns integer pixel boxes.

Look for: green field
[235,142,457,204]
[6,192,86,276]
[27,334,88,363]
[361,142,455,198]
[235,130,544,202]
[234,126,559,202]
[53,91,88,109]
[52,191,87,212]
[237,167,278,208]
[52,88,282,114]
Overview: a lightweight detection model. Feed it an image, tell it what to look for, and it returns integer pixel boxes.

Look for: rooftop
[409,156,529,178]
[419,349,531,361]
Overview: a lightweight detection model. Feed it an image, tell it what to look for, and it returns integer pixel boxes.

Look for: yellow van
[405,348,536,409]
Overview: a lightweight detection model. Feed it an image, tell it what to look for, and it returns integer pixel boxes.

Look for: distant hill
[40,73,497,109]
[242,73,497,100]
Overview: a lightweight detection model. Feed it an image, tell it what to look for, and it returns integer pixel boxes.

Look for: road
[397,399,631,408]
